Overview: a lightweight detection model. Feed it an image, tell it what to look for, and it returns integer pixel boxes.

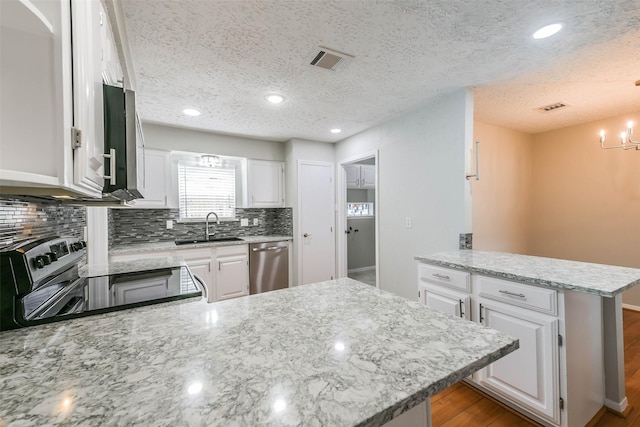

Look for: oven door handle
[193,274,208,300]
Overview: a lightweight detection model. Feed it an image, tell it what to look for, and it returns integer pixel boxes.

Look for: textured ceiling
[121,0,640,142]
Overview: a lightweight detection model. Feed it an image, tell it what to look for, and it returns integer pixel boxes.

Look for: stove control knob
[34,255,49,268]
[32,257,45,269]
[47,252,58,262]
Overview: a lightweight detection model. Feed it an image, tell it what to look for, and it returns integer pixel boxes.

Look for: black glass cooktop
[19,266,202,327]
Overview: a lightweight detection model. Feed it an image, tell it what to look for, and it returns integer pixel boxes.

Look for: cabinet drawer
[418,264,470,292]
[217,244,248,257]
[476,276,557,316]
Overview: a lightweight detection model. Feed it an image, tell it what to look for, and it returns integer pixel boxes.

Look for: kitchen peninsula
[0,278,517,426]
[415,250,640,427]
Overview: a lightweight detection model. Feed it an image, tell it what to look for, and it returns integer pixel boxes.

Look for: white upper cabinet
[346,164,375,189]
[0,0,106,198]
[247,159,285,208]
[71,0,105,195]
[129,148,173,208]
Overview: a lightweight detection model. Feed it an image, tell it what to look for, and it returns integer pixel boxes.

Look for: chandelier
[599,121,639,150]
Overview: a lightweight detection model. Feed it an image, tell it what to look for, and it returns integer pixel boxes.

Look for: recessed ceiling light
[265,94,284,104]
[330,128,342,134]
[183,108,201,116]
[533,23,563,39]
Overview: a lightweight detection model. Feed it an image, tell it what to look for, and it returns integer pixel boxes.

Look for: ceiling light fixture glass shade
[599,121,639,150]
[330,128,342,134]
[183,108,201,116]
[533,23,563,39]
[265,94,284,104]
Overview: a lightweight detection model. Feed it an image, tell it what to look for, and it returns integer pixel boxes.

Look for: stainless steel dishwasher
[249,241,289,294]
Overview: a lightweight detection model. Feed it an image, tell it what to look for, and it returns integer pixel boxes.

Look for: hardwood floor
[430,309,640,426]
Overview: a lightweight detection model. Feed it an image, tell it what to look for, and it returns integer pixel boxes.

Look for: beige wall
[473,113,640,306]
[529,113,640,305]
[472,121,533,254]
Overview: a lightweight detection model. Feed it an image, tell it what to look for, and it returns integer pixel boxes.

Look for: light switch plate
[166,220,173,229]
[241,218,249,227]
[253,218,259,226]
[405,217,412,228]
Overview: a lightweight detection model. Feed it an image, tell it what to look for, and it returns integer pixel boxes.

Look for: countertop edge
[357,338,520,426]
[415,255,640,298]
[109,235,293,255]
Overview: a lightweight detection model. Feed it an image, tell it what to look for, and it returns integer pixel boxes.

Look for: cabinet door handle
[459,299,464,318]
[103,148,116,185]
[499,290,526,299]
[432,273,450,280]
[479,303,484,323]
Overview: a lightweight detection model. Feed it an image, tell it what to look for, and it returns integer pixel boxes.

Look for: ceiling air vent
[537,102,570,113]
[309,47,354,71]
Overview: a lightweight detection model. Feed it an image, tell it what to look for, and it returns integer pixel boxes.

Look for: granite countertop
[78,256,188,278]
[0,278,517,426]
[415,250,640,297]
[109,235,293,255]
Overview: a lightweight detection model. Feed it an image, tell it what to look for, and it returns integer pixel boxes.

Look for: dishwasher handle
[252,246,286,252]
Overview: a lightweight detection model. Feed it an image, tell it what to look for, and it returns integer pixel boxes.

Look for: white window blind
[178,164,236,220]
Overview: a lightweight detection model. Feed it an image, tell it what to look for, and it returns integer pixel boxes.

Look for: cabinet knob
[303,233,310,238]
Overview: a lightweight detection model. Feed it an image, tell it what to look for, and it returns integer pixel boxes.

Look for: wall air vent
[537,102,570,113]
[309,46,354,71]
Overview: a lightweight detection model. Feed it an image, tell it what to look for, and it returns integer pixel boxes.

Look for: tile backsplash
[109,208,292,247]
[0,197,86,248]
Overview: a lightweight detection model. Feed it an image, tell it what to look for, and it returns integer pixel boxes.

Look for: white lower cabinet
[112,274,170,305]
[109,244,250,304]
[417,264,604,427]
[475,297,560,424]
[215,245,249,300]
[419,283,470,320]
[179,249,215,302]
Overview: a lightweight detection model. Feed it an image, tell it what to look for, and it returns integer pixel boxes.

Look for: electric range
[0,235,202,332]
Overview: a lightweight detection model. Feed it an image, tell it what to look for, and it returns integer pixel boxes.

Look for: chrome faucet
[205,212,220,240]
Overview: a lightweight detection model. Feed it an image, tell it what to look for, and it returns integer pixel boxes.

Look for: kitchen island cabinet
[416,250,640,427]
[0,278,517,426]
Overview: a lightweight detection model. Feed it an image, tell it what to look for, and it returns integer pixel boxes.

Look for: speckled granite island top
[109,235,292,255]
[0,278,517,426]
[415,250,640,297]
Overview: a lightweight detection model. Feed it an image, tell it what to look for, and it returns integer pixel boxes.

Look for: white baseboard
[622,303,640,312]
[348,266,376,274]
[605,396,628,413]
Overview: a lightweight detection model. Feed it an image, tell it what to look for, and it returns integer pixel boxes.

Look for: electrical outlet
[459,233,473,249]
[166,220,173,230]
[405,217,412,228]
[253,218,259,226]
[240,218,249,227]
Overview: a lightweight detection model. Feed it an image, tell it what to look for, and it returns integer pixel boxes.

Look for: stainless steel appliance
[0,236,202,331]
[249,241,289,294]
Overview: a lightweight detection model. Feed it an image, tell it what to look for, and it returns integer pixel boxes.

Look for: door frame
[297,160,336,286]
[337,150,379,288]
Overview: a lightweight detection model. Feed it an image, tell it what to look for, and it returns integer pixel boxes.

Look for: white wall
[143,122,285,160]
[284,138,335,285]
[336,89,473,300]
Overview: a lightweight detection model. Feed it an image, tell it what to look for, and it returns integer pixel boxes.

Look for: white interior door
[298,161,335,285]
